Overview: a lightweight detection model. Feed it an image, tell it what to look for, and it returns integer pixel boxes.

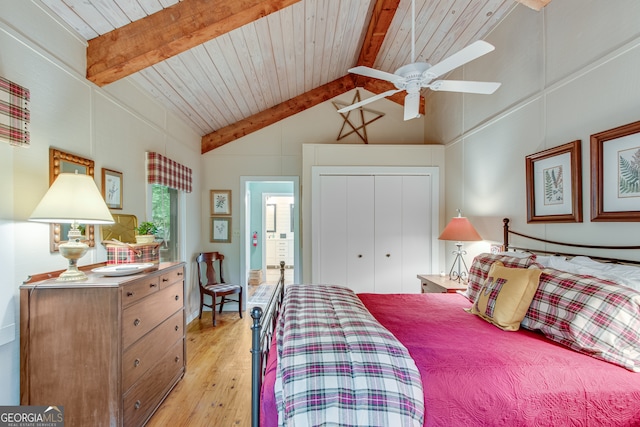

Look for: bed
[250,219,640,426]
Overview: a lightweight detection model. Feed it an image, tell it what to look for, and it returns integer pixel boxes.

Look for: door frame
[240,176,300,293]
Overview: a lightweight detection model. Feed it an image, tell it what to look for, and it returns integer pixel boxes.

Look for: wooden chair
[196,252,243,326]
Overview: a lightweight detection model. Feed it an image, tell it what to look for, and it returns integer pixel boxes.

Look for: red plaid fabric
[521,269,640,372]
[106,243,160,265]
[465,253,538,303]
[0,76,30,147]
[146,152,192,193]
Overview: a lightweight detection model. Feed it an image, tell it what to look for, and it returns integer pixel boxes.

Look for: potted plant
[135,221,158,244]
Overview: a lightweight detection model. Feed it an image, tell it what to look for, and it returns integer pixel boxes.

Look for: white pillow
[569,256,640,292]
[536,255,565,268]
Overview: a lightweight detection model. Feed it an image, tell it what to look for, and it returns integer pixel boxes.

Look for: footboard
[251,261,285,427]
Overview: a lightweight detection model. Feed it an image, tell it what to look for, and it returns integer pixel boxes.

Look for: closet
[312,167,438,294]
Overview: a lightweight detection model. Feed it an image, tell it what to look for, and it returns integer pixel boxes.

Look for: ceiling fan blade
[337,89,402,113]
[347,66,401,83]
[429,80,501,94]
[424,40,496,80]
[404,92,420,121]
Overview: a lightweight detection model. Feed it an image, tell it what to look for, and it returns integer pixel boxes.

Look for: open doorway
[240,177,300,299]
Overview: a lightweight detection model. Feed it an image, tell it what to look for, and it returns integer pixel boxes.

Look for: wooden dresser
[20,262,186,427]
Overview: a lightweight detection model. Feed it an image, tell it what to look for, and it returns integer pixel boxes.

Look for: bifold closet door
[373,176,403,293]
[317,175,348,286]
[400,175,431,293]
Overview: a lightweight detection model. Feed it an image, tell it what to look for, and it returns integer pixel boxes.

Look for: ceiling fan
[337,0,501,121]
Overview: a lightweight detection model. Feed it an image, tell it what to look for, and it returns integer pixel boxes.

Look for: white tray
[91,263,155,277]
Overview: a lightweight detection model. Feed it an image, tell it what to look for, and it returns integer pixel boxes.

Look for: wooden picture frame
[210,190,231,216]
[49,148,96,251]
[102,168,123,210]
[525,140,582,223]
[211,217,231,243]
[591,120,640,222]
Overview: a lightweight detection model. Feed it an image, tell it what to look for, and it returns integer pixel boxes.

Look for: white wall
[425,0,640,266]
[0,0,202,404]
[202,88,426,284]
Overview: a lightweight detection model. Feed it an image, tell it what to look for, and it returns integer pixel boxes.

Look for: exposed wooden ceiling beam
[199,0,402,152]
[201,76,357,153]
[356,0,402,68]
[87,0,301,86]
[515,0,552,11]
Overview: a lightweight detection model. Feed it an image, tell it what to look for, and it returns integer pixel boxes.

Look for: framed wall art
[210,190,231,216]
[102,168,123,209]
[211,217,231,243]
[525,140,582,223]
[591,120,640,222]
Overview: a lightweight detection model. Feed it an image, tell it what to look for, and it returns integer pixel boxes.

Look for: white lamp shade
[29,173,115,224]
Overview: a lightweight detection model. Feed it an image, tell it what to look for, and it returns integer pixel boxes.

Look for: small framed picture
[211,217,231,243]
[102,168,123,210]
[591,120,640,221]
[525,140,582,223]
[210,190,231,216]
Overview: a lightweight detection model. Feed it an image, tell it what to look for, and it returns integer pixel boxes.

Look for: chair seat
[204,283,241,293]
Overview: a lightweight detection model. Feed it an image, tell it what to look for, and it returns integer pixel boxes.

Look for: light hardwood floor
[146,309,255,426]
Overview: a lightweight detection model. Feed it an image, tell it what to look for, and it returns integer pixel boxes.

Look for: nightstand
[417,274,467,293]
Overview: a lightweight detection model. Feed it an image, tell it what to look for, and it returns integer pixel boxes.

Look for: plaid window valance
[0,76,30,147]
[146,152,192,193]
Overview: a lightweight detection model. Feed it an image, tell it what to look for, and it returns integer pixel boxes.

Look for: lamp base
[448,242,469,282]
[57,239,89,282]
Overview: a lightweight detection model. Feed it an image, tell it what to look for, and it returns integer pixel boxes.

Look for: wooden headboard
[502,218,640,266]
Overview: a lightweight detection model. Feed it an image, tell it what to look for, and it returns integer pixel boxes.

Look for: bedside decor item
[29,172,114,281]
[135,221,158,243]
[525,140,582,223]
[438,209,482,281]
[102,168,123,209]
[590,120,640,221]
[210,189,231,215]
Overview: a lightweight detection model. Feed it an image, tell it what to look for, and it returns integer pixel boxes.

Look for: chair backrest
[196,252,226,287]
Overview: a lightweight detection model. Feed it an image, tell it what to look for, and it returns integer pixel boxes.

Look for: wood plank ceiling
[39,0,545,153]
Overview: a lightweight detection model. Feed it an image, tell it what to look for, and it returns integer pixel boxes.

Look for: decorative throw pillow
[471,262,542,331]
[465,253,538,303]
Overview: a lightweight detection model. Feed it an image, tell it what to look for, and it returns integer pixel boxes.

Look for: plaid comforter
[274,285,424,427]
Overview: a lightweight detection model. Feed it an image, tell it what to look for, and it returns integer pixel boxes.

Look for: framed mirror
[49,148,96,252]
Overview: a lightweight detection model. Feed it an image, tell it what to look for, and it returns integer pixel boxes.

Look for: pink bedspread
[262,293,640,426]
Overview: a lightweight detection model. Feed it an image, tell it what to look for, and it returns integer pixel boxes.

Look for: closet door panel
[373,176,403,293]
[318,176,348,284]
[401,175,432,293]
[346,176,375,293]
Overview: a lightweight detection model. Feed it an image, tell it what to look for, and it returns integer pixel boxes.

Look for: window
[152,184,178,262]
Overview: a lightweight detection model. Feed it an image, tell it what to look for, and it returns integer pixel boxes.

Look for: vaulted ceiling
[40,0,549,153]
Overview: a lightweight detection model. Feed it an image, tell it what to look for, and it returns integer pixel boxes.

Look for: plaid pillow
[465,253,538,303]
[521,269,640,372]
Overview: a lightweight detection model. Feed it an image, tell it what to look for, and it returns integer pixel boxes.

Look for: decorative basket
[104,240,160,265]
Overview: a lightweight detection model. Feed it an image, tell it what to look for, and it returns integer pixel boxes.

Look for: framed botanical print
[211,217,231,243]
[525,140,582,223]
[102,168,123,209]
[591,120,640,221]
[210,190,231,216]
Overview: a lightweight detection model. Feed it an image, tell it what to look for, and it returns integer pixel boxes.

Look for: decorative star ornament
[333,90,385,144]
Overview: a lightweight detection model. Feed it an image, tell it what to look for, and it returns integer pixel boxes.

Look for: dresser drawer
[159,266,184,289]
[122,282,183,349]
[122,310,184,392]
[122,276,160,307]
[123,339,184,427]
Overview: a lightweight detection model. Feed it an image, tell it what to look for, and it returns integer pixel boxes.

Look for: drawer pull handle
[175,325,179,331]
[177,272,183,276]
[134,318,141,327]
[149,283,157,288]
[175,295,179,301]
[175,356,180,363]
[134,400,141,410]
[134,358,140,367]
[126,291,134,297]
[162,278,169,282]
